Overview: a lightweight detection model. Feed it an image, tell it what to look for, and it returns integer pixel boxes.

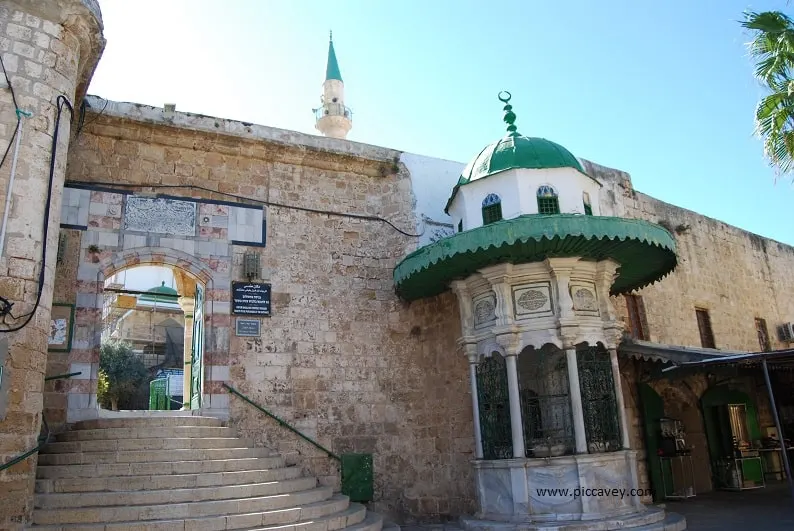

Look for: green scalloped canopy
[444,135,589,214]
[394,214,677,301]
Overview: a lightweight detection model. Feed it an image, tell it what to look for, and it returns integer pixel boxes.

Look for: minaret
[314,32,352,139]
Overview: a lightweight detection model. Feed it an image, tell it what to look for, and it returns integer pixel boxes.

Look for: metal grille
[476,354,513,459]
[518,346,574,457]
[537,197,560,215]
[576,345,621,453]
[481,204,503,225]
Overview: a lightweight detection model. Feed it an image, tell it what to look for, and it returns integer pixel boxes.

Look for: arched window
[537,185,560,215]
[583,192,593,216]
[576,343,621,453]
[458,220,463,233]
[481,193,503,225]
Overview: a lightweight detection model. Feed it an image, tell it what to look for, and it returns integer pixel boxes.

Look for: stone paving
[666,480,794,530]
[400,481,794,531]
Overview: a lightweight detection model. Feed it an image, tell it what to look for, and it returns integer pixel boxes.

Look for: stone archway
[67,246,230,422]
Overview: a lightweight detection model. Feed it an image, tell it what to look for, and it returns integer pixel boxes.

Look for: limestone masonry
[0,1,793,529]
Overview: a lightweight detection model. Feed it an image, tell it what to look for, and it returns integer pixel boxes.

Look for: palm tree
[742,11,794,179]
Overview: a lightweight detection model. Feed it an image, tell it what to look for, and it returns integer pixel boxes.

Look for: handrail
[223,382,341,461]
[0,371,81,472]
[44,371,82,381]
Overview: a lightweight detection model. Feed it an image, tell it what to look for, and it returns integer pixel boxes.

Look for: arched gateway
[393,93,684,530]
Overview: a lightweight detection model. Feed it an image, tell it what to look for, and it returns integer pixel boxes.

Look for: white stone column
[566,348,588,454]
[468,354,484,459]
[178,296,195,410]
[610,348,631,449]
[505,352,526,458]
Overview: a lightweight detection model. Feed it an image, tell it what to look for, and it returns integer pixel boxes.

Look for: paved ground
[667,480,794,530]
[400,481,794,530]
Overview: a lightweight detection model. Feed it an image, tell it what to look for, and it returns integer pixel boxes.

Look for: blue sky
[88,0,794,245]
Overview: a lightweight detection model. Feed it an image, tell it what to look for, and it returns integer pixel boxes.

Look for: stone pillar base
[464,450,686,530]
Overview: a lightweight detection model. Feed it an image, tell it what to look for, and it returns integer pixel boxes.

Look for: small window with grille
[755,317,771,352]
[583,192,593,216]
[696,308,716,349]
[537,185,560,215]
[458,220,463,232]
[625,294,649,340]
[481,193,503,225]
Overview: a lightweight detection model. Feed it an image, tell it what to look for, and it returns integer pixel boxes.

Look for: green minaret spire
[326,31,343,82]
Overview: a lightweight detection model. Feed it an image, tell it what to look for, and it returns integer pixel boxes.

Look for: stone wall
[586,158,794,354]
[0,2,102,528]
[61,109,475,522]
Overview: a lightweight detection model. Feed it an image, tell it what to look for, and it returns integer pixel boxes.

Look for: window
[696,308,716,348]
[458,220,463,232]
[625,294,649,340]
[756,318,771,352]
[481,193,503,225]
[583,192,593,216]
[537,185,560,215]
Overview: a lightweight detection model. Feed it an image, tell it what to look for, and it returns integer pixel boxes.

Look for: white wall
[400,152,466,246]
[447,167,603,230]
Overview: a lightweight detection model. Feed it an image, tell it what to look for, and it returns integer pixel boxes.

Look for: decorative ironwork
[577,344,621,453]
[481,194,503,225]
[536,185,560,214]
[572,287,598,313]
[517,346,575,457]
[476,353,513,459]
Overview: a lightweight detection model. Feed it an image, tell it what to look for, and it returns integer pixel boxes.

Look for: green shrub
[99,340,147,411]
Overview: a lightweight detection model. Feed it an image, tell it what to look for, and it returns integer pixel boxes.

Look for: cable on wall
[64,181,425,238]
[0,94,74,333]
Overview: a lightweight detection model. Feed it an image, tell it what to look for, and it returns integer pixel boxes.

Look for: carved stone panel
[570,282,599,317]
[124,196,197,236]
[512,282,554,318]
[473,292,497,328]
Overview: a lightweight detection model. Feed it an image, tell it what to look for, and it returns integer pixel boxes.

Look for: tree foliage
[742,11,794,179]
[98,340,148,411]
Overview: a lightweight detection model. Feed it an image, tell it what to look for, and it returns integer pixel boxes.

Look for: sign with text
[231,282,271,316]
[235,318,261,337]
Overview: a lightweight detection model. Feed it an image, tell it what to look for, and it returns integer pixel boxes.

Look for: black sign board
[231,282,271,316]
[235,318,261,337]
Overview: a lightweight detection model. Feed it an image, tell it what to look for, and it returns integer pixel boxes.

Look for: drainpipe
[0,111,31,259]
[761,359,794,503]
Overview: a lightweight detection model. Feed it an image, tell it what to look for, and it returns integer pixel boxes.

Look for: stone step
[36,466,303,494]
[27,495,355,530]
[34,476,318,509]
[30,488,341,526]
[36,456,286,479]
[56,426,237,441]
[42,437,254,453]
[37,446,273,466]
[73,416,224,430]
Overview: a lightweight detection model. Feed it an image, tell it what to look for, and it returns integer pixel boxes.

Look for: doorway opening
[100,264,205,411]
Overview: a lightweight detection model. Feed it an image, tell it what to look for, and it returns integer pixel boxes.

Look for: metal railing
[313,103,353,123]
[222,382,340,461]
[0,371,82,472]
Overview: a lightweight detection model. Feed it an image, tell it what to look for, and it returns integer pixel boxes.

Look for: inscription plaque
[124,196,197,236]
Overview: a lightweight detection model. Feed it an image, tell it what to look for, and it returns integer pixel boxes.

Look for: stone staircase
[27,416,393,531]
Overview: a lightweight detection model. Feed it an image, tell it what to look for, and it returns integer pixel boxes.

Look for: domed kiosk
[394,93,685,530]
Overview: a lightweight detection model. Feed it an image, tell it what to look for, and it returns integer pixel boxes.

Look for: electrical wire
[0,95,73,332]
[0,53,21,177]
[64,181,424,238]
[75,96,108,138]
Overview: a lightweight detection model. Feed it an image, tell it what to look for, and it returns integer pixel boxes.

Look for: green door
[190,284,204,409]
[638,382,666,502]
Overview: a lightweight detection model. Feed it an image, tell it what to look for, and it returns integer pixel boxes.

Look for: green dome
[444,92,588,213]
[461,135,585,183]
[139,282,179,304]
